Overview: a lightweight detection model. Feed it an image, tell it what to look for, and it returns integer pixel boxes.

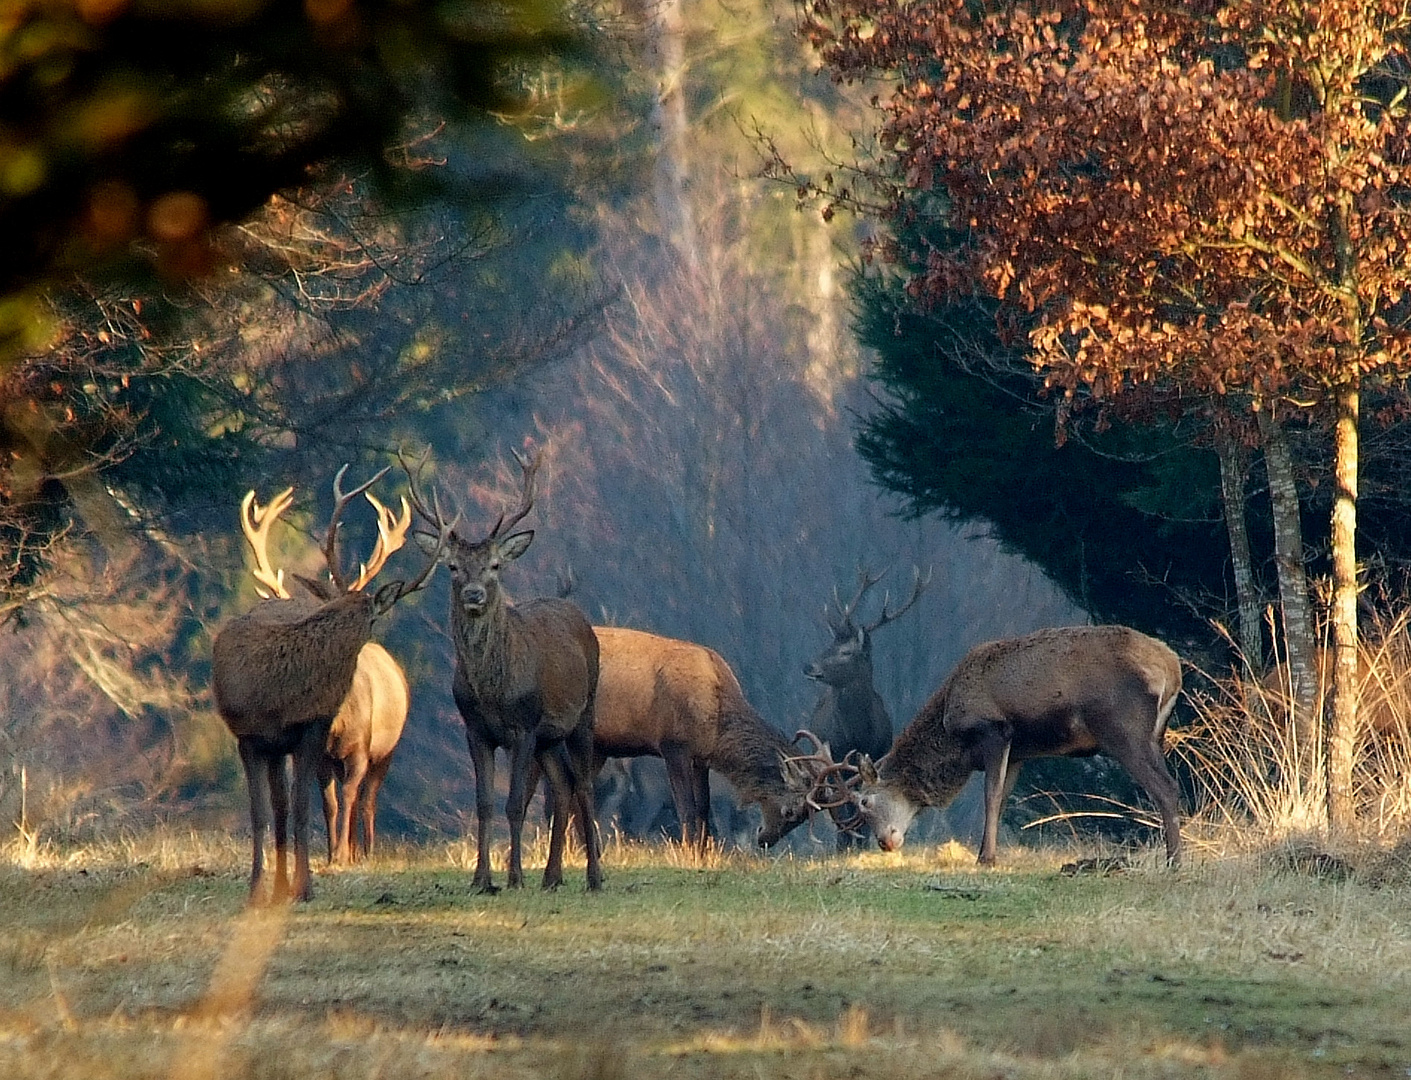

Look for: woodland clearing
[0,830,1408,1080]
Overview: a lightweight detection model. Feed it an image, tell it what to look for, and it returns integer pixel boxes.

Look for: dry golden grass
[1,826,1409,1080]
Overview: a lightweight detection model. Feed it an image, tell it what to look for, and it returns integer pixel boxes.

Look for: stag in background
[800,625,1184,866]
[319,641,409,864]
[213,467,450,903]
[406,448,603,892]
[804,566,929,846]
[582,626,812,850]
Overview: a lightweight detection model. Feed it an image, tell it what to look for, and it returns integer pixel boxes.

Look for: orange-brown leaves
[804,0,1411,413]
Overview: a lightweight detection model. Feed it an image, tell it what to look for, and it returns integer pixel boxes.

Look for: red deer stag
[318,642,409,864]
[796,625,1184,866]
[214,467,449,903]
[804,566,928,846]
[585,626,813,850]
[404,448,602,892]
[236,488,413,866]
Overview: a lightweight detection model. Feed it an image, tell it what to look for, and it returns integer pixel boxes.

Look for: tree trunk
[1213,405,1263,671]
[1255,406,1319,767]
[645,0,699,272]
[1327,382,1359,831]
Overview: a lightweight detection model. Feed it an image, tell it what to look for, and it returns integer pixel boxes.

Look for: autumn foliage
[804,0,1411,410]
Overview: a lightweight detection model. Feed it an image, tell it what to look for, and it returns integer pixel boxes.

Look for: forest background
[10,0,1408,853]
[0,0,1086,852]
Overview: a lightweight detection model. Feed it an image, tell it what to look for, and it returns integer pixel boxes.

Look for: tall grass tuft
[1177,607,1411,853]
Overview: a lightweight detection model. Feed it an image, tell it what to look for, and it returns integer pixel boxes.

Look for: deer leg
[333,750,368,866]
[238,740,273,905]
[536,746,574,891]
[662,744,702,849]
[465,728,499,894]
[359,755,393,860]
[289,720,328,903]
[319,757,339,866]
[691,762,712,852]
[267,754,291,902]
[1108,734,1184,867]
[565,719,603,891]
[505,734,537,890]
[977,729,1013,866]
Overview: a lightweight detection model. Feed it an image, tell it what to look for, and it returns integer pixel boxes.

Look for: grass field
[1,830,1409,1080]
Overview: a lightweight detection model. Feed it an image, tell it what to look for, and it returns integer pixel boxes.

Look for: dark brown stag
[797,625,1184,866]
[588,626,812,850]
[213,467,449,903]
[804,566,928,845]
[237,489,413,867]
[405,448,602,892]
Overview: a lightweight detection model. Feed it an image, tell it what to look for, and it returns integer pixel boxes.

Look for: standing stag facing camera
[213,466,453,904]
[404,448,603,892]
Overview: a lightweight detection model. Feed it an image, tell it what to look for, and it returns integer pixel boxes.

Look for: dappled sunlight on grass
[2,830,1410,1078]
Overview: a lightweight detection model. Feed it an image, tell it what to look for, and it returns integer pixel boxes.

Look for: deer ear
[859,754,879,785]
[498,531,534,562]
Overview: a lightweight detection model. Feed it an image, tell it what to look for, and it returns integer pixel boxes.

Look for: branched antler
[323,464,391,592]
[491,447,542,540]
[864,565,933,635]
[782,729,866,830]
[828,567,885,634]
[239,486,296,599]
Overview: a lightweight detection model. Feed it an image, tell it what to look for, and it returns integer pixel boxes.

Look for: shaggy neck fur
[880,681,973,810]
[706,674,792,803]
[451,592,515,703]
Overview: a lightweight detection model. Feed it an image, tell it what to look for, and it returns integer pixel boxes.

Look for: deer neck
[711,705,791,801]
[884,687,973,810]
[830,670,876,715]
[451,595,515,700]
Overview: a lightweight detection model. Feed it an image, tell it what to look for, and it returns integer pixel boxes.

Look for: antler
[783,729,866,823]
[863,565,933,635]
[398,445,445,532]
[371,489,456,610]
[239,487,295,600]
[491,447,542,540]
[322,464,392,593]
[349,492,413,592]
[829,567,886,634]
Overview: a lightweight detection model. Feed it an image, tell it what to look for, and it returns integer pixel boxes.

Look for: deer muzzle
[875,827,905,853]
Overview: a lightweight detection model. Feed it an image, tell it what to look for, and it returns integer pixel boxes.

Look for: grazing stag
[585,626,813,850]
[236,489,413,867]
[404,449,602,892]
[213,467,449,903]
[796,625,1185,866]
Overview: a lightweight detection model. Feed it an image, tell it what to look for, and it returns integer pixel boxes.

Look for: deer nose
[460,583,487,608]
[876,829,903,853]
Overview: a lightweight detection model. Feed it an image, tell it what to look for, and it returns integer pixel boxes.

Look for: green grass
[1,832,1409,1079]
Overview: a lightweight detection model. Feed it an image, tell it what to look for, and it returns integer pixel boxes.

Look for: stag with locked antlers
[791,625,1185,866]
[403,447,603,892]
[213,465,452,903]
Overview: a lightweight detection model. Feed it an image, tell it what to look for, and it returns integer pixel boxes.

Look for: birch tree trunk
[1327,384,1359,830]
[1255,405,1320,771]
[645,0,699,272]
